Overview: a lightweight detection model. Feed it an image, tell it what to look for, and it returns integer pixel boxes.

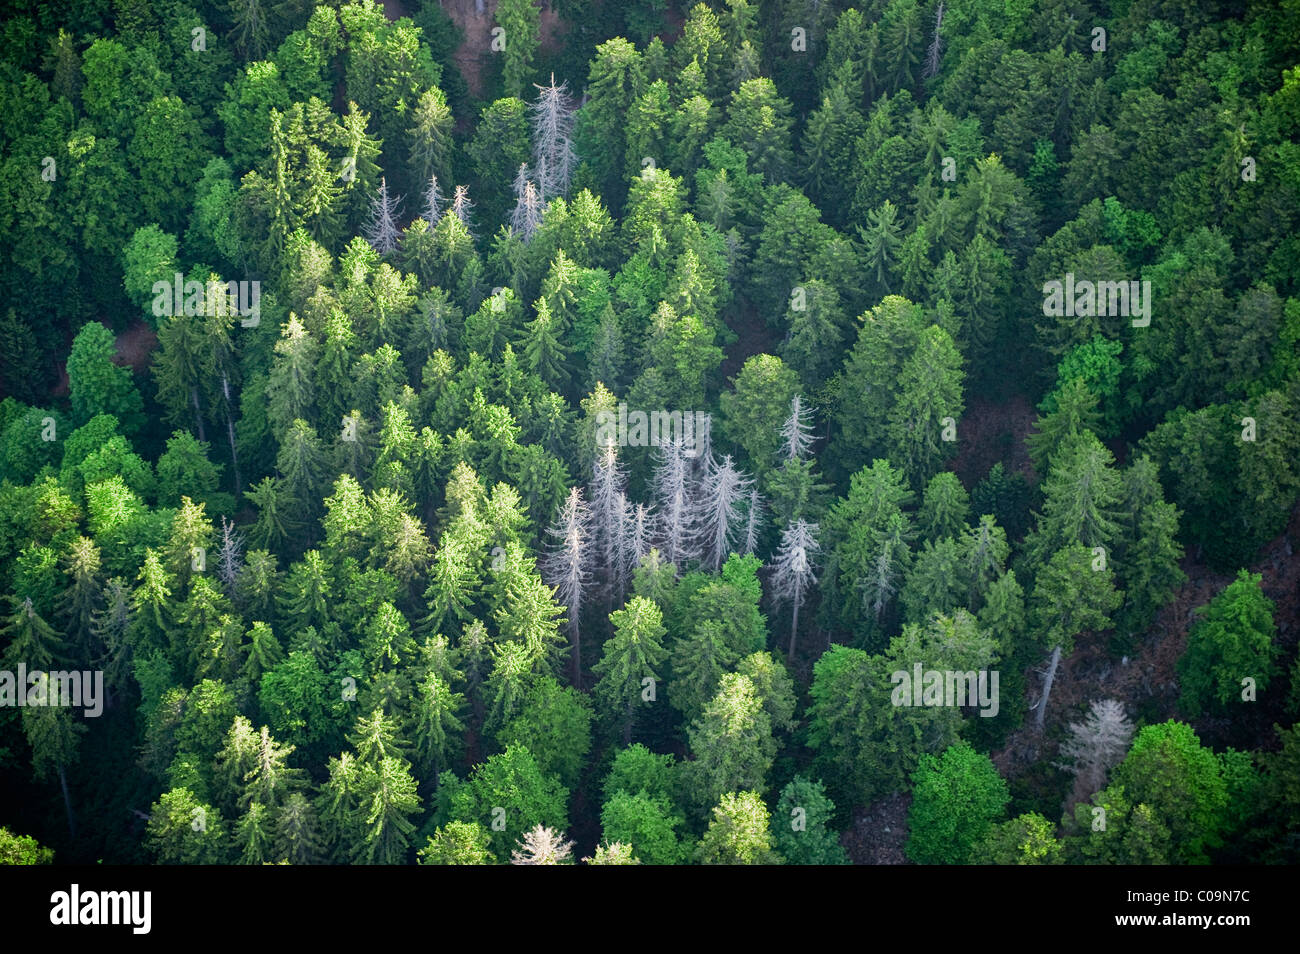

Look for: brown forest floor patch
[114,319,158,375]
[845,792,910,865]
[950,391,1038,488]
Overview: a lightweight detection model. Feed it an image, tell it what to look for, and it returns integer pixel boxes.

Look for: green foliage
[499,676,593,790]
[3,0,1298,868]
[600,789,690,865]
[978,813,1063,865]
[419,821,497,865]
[695,790,780,865]
[447,744,568,858]
[1092,721,1230,865]
[906,741,1010,865]
[66,322,144,434]
[1178,571,1277,718]
[772,776,848,865]
[0,827,54,864]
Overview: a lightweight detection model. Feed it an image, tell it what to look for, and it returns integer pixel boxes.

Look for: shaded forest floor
[434,0,569,101]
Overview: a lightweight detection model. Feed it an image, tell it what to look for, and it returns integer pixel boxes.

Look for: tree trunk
[1035,644,1062,730]
[221,373,242,494]
[59,766,76,841]
[191,387,206,443]
[570,623,581,690]
[226,410,241,494]
[787,600,800,662]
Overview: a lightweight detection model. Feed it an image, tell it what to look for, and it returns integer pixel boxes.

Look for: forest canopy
[0,0,1298,866]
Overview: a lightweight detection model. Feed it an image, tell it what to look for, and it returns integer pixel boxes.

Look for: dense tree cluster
[1,0,1298,865]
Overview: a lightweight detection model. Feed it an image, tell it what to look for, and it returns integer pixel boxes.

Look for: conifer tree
[770,519,820,660]
[530,75,578,203]
[352,755,422,865]
[773,776,848,865]
[362,177,404,255]
[684,673,775,813]
[696,454,753,572]
[696,791,779,865]
[592,596,668,744]
[541,488,594,686]
[511,824,574,864]
[1057,699,1134,799]
[274,792,324,865]
[1178,571,1277,718]
[408,87,453,191]
[1029,545,1123,728]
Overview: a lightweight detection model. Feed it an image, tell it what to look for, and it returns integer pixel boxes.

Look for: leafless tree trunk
[59,766,76,840]
[1035,644,1062,729]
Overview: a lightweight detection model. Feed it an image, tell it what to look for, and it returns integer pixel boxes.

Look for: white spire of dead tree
[695,453,753,572]
[509,163,544,241]
[216,516,245,595]
[362,176,404,254]
[741,487,765,556]
[451,184,476,237]
[923,2,945,80]
[652,435,700,570]
[530,74,578,203]
[623,501,657,587]
[588,441,629,590]
[420,172,445,224]
[541,487,593,686]
[780,394,818,461]
[1056,698,1134,798]
[770,519,820,660]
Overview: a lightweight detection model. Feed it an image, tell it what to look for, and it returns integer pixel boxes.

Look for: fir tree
[362,177,404,255]
[770,519,820,660]
[530,76,578,203]
[419,173,445,224]
[696,454,753,572]
[540,488,594,686]
[510,824,574,864]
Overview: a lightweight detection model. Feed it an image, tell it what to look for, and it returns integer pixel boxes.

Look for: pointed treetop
[362,176,404,255]
[780,395,818,461]
[421,173,445,224]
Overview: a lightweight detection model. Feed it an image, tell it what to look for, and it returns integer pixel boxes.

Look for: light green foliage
[447,745,568,858]
[695,791,780,865]
[978,813,1063,865]
[0,827,54,864]
[419,821,497,865]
